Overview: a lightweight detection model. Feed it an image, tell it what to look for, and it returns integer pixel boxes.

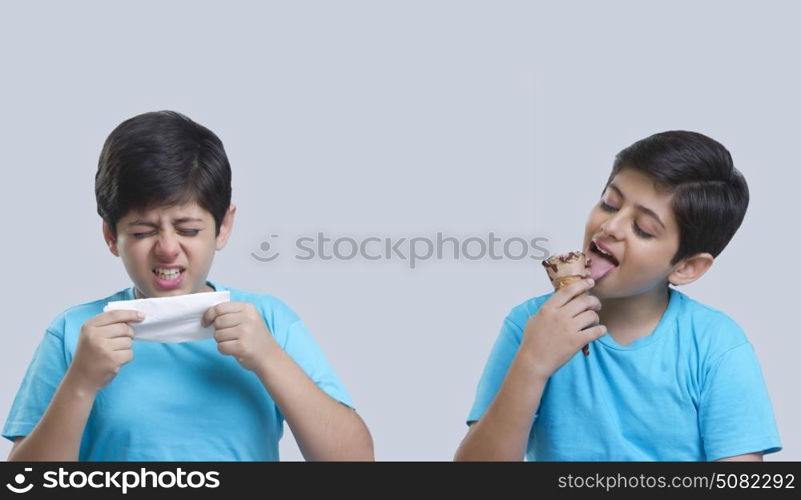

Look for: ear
[102,221,120,257]
[668,252,714,286]
[215,205,237,251]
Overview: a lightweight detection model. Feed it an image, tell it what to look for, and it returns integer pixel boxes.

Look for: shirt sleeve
[466,314,525,425]
[282,319,355,410]
[2,328,69,442]
[699,342,782,461]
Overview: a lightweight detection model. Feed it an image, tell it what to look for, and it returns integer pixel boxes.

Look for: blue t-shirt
[3,281,354,461]
[467,288,782,461]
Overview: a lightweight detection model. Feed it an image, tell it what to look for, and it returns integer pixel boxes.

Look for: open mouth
[587,241,619,281]
[152,267,186,286]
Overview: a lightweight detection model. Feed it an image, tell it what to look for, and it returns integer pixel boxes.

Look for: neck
[597,283,671,344]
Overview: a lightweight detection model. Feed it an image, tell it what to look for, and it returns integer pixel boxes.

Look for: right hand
[519,279,607,380]
[67,310,144,393]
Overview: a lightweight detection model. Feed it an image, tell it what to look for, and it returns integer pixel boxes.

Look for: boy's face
[582,168,681,299]
[103,201,236,299]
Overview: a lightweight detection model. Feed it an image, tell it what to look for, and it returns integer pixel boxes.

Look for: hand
[519,279,607,380]
[202,301,280,373]
[68,310,142,393]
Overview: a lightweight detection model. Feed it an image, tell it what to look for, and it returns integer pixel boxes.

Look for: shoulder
[45,288,131,339]
[220,284,298,318]
[671,289,749,358]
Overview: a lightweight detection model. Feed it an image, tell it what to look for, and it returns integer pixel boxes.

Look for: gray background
[1,0,798,461]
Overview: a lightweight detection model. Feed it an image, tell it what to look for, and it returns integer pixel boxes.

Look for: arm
[255,347,373,461]
[8,309,141,461]
[455,348,549,461]
[455,279,606,461]
[717,453,763,462]
[7,372,97,461]
[204,302,373,461]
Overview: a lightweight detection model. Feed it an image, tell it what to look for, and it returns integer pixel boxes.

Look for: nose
[599,209,626,241]
[154,230,181,260]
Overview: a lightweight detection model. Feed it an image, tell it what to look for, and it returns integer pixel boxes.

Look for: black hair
[606,131,748,264]
[95,110,232,238]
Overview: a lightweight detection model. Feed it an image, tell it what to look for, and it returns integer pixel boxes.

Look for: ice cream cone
[542,251,592,357]
[553,276,586,290]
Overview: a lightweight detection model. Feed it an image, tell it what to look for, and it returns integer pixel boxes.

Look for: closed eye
[599,201,617,212]
[632,223,653,239]
[600,201,654,238]
[132,230,200,239]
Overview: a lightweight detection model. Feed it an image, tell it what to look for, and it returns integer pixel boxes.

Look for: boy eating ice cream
[456,131,781,461]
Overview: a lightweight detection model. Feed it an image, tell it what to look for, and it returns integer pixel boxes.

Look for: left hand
[201,301,279,372]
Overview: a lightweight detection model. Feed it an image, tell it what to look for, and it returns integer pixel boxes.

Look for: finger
[201,302,245,328]
[213,326,241,343]
[210,312,243,331]
[573,310,600,331]
[550,279,595,308]
[94,309,145,327]
[562,294,602,318]
[107,336,134,351]
[201,305,218,329]
[216,339,240,356]
[96,322,134,339]
[112,350,134,366]
[581,324,608,342]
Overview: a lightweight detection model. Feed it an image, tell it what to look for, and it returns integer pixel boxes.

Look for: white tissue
[103,291,230,343]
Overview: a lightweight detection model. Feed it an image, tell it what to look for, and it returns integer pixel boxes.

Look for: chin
[588,281,619,299]
[591,278,669,300]
[134,282,190,299]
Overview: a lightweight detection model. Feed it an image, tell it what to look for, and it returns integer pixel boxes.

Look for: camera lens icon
[6,468,33,494]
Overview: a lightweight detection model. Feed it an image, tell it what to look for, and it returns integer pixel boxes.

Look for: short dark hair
[606,131,748,264]
[95,110,232,238]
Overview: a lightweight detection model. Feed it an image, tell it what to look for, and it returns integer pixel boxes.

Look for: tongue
[588,251,617,281]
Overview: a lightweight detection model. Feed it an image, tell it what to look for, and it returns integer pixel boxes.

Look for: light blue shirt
[3,281,353,461]
[467,288,782,461]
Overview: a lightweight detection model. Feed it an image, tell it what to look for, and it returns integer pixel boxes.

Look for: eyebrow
[127,217,205,227]
[607,183,666,230]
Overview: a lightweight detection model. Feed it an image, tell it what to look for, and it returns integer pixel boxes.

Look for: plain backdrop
[1,0,798,461]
